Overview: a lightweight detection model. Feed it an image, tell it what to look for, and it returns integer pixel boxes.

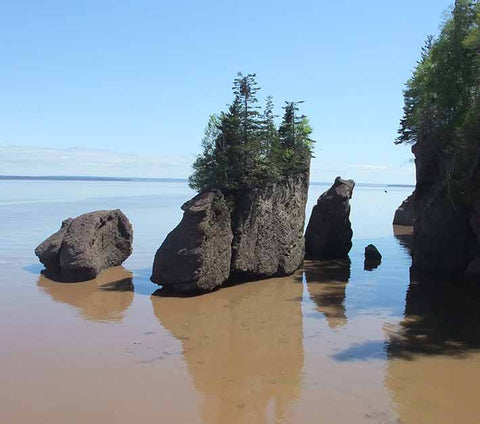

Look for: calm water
[1,180,480,424]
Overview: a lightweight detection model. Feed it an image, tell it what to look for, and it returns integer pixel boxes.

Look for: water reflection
[37,266,134,322]
[392,225,413,255]
[385,270,480,424]
[304,259,350,328]
[151,275,304,424]
[387,269,480,358]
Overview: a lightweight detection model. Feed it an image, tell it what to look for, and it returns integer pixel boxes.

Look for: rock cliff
[393,193,415,226]
[411,141,480,281]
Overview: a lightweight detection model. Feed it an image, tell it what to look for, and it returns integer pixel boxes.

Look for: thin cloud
[0,145,192,178]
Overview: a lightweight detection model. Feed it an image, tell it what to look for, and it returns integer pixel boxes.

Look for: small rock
[364,244,382,271]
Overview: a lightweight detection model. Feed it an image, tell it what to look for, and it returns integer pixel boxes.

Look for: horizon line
[0,174,415,188]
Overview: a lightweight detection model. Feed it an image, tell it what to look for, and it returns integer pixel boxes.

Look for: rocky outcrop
[304,177,355,259]
[410,141,474,276]
[151,173,309,293]
[230,173,309,279]
[393,193,415,226]
[35,209,133,282]
[151,190,233,294]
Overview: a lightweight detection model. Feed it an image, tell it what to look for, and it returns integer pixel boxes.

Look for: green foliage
[189,74,314,193]
[396,0,480,205]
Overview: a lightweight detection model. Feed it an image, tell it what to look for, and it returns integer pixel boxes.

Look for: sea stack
[151,173,310,294]
[304,177,355,259]
[151,190,233,294]
[35,209,133,282]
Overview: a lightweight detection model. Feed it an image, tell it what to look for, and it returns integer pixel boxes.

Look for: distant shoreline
[0,175,415,188]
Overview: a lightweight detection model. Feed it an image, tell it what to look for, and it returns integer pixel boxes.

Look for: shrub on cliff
[189,73,314,193]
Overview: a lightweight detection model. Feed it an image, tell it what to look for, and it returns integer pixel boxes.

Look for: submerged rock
[364,244,382,271]
[151,190,233,294]
[304,177,355,259]
[231,173,309,279]
[393,193,415,226]
[35,209,133,282]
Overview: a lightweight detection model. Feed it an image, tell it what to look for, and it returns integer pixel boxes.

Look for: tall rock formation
[230,173,309,279]
[410,141,478,279]
[151,190,233,294]
[151,173,310,293]
[304,177,355,259]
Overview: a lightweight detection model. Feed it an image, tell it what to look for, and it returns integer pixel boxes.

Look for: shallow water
[1,180,480,424]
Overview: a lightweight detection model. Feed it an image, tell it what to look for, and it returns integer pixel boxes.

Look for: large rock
[305,177,355,259]
[35,209,133,282]
[393,193,415,226]
[151,190,233,294]
[411,141,471,273]
[230,173,309,279]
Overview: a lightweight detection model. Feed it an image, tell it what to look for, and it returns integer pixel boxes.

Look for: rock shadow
[151,275,304,424]
[387,268,480,359]
[304,259,351,328]
[37,266,134,322]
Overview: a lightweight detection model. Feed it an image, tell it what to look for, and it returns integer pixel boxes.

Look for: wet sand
[2,181,480,423]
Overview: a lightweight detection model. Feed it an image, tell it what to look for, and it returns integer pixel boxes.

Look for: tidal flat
[2,179,479,424]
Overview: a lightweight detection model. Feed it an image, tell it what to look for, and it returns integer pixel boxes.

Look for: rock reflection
[37,266,134,322]
[151,275,304,424]
[387,269,480,358]
[385,270,480,424]
[304,259,350,328]
[393,225,413,255]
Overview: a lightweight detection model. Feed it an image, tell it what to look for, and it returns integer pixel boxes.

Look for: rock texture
[230,173,309,279]
[151,190,233,294]
[393,193,415,226]
[304,177,355,259]
[151,173,310,293]
[410,141,474,276]
[35,209,133,282]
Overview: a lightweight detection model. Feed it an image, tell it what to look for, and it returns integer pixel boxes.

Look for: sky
[0,0,454,184]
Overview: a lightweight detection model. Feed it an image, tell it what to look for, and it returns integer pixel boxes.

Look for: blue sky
[0,0,453,183]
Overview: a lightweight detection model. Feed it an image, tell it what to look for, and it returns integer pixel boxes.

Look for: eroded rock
[35,209,133,282]
[305,177,355,259]
[151,190,233,294]
[393,193,415,226]
[231,173,309,279]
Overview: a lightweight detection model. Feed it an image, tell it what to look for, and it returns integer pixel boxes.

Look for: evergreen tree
[189,73,314,193]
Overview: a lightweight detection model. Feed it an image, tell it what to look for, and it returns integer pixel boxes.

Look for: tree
[189,73,314,193]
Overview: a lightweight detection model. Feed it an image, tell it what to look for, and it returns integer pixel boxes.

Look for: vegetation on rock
[189,73,314,193]
[396,0,480,205]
